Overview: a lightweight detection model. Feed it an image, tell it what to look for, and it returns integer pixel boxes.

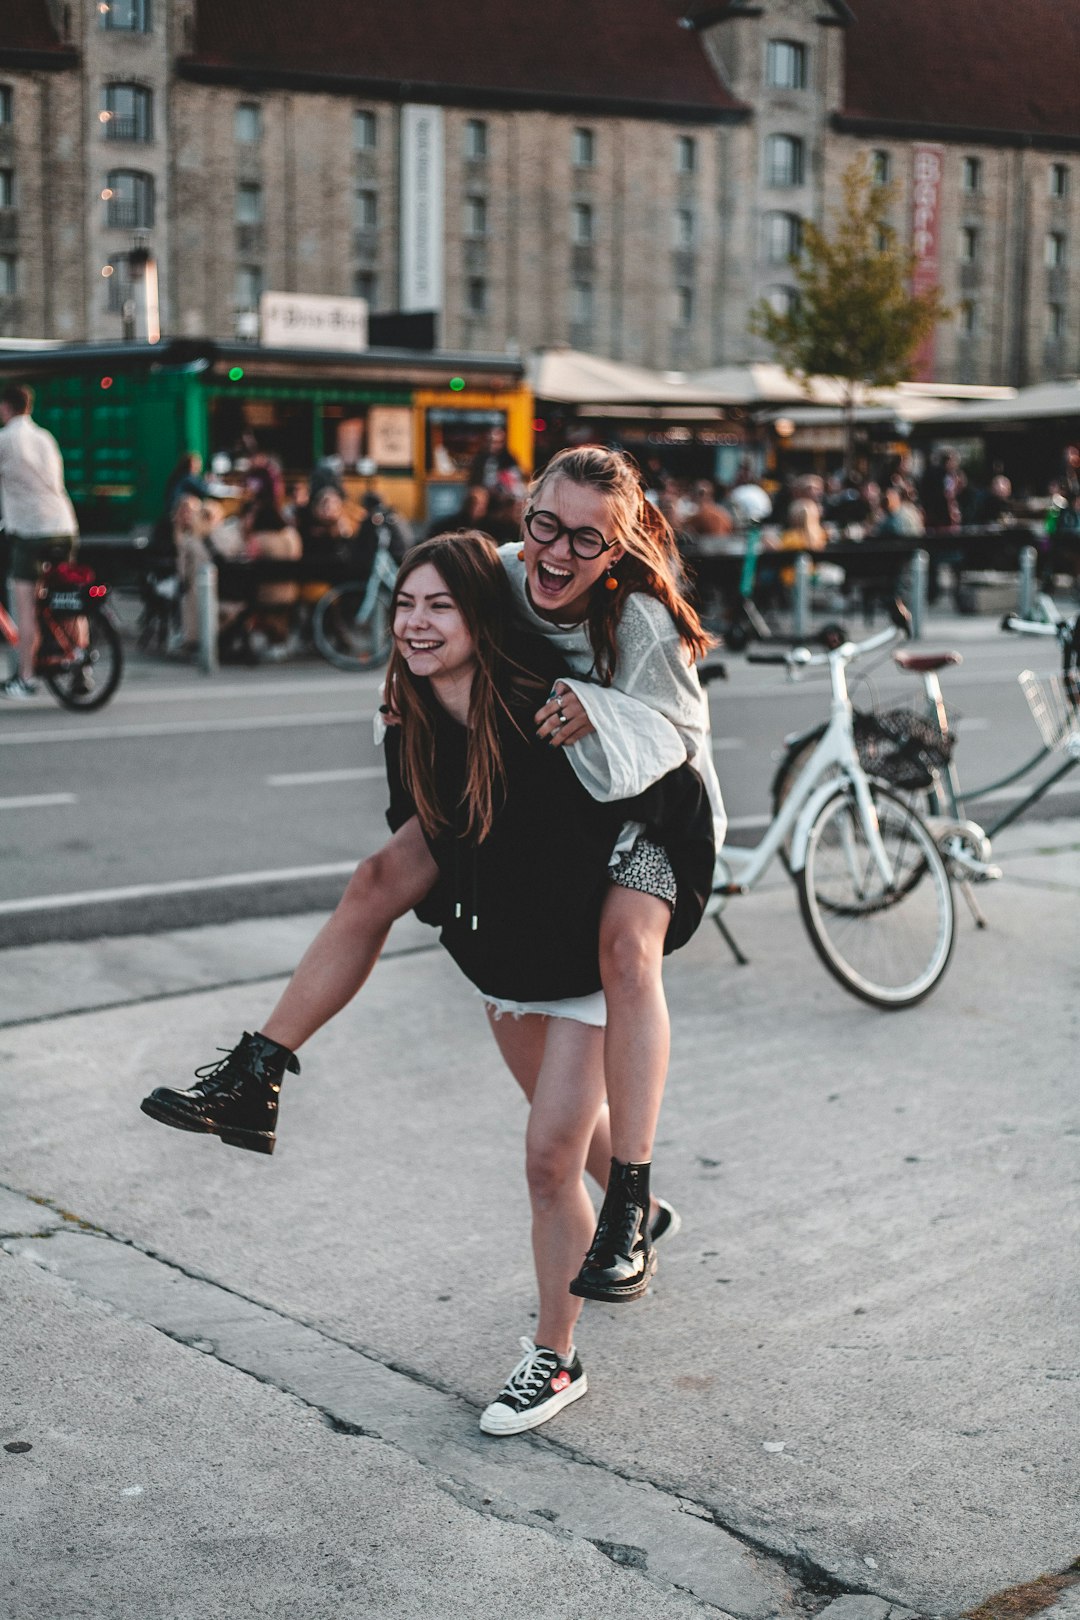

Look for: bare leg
[486,1009,660,1225]
[260,817,438,1050]
[499,1015,606,1357]
[598,884,672,1164]
[14,579,38,681]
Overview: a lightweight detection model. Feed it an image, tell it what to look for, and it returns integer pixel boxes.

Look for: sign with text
[400,104,444,312]
[367,406,413,468]
[260,292,368,351]
[910,145,945,381]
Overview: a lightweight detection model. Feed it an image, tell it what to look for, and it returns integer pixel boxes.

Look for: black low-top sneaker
[479,1337,587,1436]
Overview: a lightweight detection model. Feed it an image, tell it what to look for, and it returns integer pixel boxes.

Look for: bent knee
[599,924,664,996]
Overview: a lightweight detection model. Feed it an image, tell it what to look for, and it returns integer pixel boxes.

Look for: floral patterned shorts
[610,836,677,908]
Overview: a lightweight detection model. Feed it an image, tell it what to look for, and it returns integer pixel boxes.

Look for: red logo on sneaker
[551,1370,571,1392]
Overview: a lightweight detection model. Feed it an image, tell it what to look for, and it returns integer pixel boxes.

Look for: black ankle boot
[140,1031,299,1155]
[569,1158,656,1302]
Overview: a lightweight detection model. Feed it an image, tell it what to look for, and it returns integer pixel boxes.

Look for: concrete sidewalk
[1,820,1078,1619]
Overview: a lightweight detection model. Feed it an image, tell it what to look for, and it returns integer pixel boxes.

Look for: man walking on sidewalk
[0,382,79,700]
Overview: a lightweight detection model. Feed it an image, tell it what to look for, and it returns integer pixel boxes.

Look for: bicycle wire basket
[1018,669,1080,753]
[852,708,955,790]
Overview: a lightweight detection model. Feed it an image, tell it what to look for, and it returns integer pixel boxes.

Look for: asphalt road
[0,611,1074,947]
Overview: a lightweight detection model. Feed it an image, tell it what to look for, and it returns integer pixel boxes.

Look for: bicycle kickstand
[713,912,750,966]
[957,878,989,931]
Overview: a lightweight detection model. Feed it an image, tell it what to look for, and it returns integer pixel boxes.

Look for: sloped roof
[185,0,747,118]
[0,0,76,65]
[842,0,1080,143]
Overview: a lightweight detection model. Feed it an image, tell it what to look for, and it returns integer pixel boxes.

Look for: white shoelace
[499,1336,566,1404]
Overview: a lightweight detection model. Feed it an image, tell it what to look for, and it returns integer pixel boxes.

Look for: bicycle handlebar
[747,621,902,673]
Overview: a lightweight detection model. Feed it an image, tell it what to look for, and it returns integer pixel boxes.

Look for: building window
[959,299,977,335]
[236,181,263,225]
[0,253,15,295]
[102,255,131,312]
[0,170,13,208]
[464,194,487,237]
[674,285,694,325]
[1049,163,1069,200]
[235,102,261,144]
[1047,302,1065,340]
[675,135,697,175]
[961,156,982,194]
[106,169,154,228]
[0,87,11,125]
[353,269,377,306]
[765,211,802,264]
[571,127,595,168]
[235,265,262,312]
[674,207,695,249]
[353,109,377,151]
[572,202,594,245]
[570,280,594,324]
[352,188,377,230]
[101,83,153,142]
[766,39,808,90]
[871,149,891,186]
[958,225,978,264]
[765,284,798,316]
[1046,232,1067,269]
[99,0,150,31]
[766,134,804,188]
[465,118,488,160]
[466,276,488,316]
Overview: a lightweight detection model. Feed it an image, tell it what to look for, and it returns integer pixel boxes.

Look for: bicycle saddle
[893,650,963,673]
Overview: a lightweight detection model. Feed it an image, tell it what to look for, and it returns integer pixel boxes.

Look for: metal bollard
[1017,545,1037,620]
[792,552,811,640]
[906,549,928,640]
[196,560,218,675]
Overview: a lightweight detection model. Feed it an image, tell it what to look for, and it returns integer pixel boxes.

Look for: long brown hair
[386,531,542,843]
[527,446,713,683]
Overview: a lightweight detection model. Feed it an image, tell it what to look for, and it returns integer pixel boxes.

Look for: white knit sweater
[498,544,726,848]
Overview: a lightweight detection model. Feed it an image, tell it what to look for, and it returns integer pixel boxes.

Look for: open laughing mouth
[404,639,442,652]
[535,559,574,596]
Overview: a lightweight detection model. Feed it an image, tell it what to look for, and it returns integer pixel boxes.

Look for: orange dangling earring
[604,567,619,592]
[517,547,526,561]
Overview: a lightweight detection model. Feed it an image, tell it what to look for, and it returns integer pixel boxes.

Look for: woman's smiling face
[522,475,623,622]
[392,563,477,684]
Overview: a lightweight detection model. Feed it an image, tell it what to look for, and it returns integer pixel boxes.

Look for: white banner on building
[400,104,444,313]
[260,292,368,351]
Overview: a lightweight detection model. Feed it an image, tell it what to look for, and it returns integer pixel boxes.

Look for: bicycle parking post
[196,560,218,676]
[1017,545,1037,620]
[906,549,928,641]
[792,552,811,640]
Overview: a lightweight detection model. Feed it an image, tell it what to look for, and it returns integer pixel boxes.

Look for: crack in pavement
[0,1179,882,1620]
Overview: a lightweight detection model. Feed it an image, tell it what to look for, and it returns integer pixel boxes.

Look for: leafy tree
[751,157,949,470]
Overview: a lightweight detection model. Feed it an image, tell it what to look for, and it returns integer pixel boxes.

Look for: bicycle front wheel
[312,583,392,671]
[797,783,954,1009]
[41,609,124,711]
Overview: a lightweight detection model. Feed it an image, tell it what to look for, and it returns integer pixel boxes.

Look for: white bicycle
[711,612,956,1009]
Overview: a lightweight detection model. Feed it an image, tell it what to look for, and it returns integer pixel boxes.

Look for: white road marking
[0,710,373,746]
[0,792,78,810]
[267,767,385,787]
[0,861,360,916]
[109,675,376,706]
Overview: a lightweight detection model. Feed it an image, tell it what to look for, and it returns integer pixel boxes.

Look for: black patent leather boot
[140,1031,299,1155]
[569,1158,656,1302]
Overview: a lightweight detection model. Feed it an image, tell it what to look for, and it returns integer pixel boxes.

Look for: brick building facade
[0,0,1077,385]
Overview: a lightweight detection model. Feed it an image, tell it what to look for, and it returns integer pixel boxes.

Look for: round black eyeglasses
[524,508,617,561]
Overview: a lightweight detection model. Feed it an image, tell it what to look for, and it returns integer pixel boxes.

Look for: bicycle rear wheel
[312,583,391,671]
[41,608,123,711]
[797,783,954,1008]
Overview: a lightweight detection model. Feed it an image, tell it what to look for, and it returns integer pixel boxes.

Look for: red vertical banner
[911,144,945,380]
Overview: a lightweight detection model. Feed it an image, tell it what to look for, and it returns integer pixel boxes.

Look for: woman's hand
[535,681,595,748]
